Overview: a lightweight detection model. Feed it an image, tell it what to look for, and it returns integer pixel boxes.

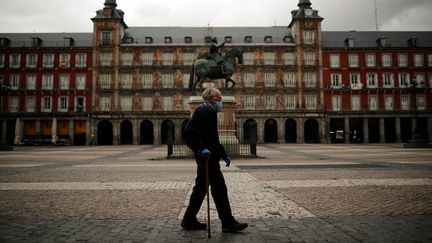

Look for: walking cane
[205,157,211,238]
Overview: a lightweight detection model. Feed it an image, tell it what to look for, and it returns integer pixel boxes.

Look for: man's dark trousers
[183,155,235,224]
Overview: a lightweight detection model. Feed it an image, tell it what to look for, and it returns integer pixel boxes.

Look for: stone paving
[0,144,432,242]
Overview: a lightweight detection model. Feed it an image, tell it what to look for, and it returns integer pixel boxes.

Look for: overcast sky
[0,0,431,33]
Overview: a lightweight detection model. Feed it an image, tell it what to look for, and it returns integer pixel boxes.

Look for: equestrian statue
[189,37,243,91]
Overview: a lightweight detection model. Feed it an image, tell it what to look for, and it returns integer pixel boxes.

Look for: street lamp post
[404,76,429,148]
[0,83,13,151]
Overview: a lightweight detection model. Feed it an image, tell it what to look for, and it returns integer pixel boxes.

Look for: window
[100,97,111,111]
[59,53,70,68]
[163,97,173,111]
[285,95,297,110]
[245,95,255,110]
[76,74,86,90]
[10,54,20,68]
[100,53,112,66]
[120,74,133,89]
[305,95,316,110]
[142,97,153,111]
[8,96,19,112]
[331,73,342,88]
[76,97,84,112]
[183,96,190,110]
[26,96,35,112]
[59,97,68,112]
[244,36,252,43]
[368,95,378,111]
[26,54,37,68]
[162,52,174,65]
[99,74,111,89]
[145,37,153,44]
[428,54,432,67]
[304,52,315,65]
[265,95,276,109]
[182,74,190,88]
[183,53,194,65]
[414,53,423,67]
[382,53,392,67]
[284,72,296,87]
[60,75,70,90]
[332,95,341,111]
[417,95,425,110]
[264,73,275,87]
[303,30,315,44]
[350,73,362,89]
[384,96,393,110]
[42,74,53,90]
[120,97,132,111]
[76,54,87,68]
[383,73,394,88]
[26,75,36,90]
[102,32,111,45]
[141,74,153,88]
[351,96,360,111]
[283,52,295,65]
[330,54,340,68]
[400,95,409,110]
[243,52,254,65]
[367,73,378,88]
[224,36,232,43]
[415,73,425,87]
[348,54,359,67]
[263,52,275,65]
[399,73,409,87]
[43,54,54,68]
[184,36,193,43]
[162,74,174,88]
[10,74,20,90]
[264,36,272,43]
[366,53,376,67]
[398,53,407,67]
[42,97,52,112]
[244,73,255,87]
[304,72,316,88]
[164,37,172,44]
[142,52,153,65]
[0,54,4,68]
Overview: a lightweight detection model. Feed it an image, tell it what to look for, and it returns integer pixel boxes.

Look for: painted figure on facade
[189,38,243,91]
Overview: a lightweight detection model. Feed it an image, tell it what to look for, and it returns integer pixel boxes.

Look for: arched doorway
[181,119,189,142]
[97,120,113,145]
[243,119,257,143]
[120,120,133,145]
[285,118,297,143]
[161,120,175,144]
[304,119,319,143]
[264,119,278,143]
[384,118,396,143]
[140,120,154,144]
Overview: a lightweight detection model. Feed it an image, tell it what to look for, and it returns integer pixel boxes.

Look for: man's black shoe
[222,221,248,233]
[181,220,207,230]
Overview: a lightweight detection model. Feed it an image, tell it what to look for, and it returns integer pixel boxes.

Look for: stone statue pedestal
[188,82,239,156]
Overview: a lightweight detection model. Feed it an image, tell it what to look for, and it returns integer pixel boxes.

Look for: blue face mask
[214,101,223,111]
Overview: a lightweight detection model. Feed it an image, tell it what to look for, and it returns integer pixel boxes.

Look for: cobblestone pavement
[1,144,432,242]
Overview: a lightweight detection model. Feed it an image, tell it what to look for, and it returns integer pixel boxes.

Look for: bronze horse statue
[189,48,243,91]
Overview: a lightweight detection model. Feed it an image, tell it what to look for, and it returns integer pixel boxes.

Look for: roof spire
[298,0,312,8]
[104,0,117,8]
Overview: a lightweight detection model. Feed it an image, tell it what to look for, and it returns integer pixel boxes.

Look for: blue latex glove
[199,148,211,159]
[223,156,231,167]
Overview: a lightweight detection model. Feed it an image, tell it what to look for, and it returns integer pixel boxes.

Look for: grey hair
[201,88,219,101]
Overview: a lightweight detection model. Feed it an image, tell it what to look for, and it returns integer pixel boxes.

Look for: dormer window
[377,37,388,48]
[345,37,355,48]
[204,36,212,43]
[0,38,11,48]
[164,37,172,44]
[123,36,134,44]
[244,36,252,43]
[264,36,272,43]
[224,36,232,43]
[64,37,75,47]
[31,37,42,48]
[408,37,418,48]
[283,36,293,43]
[145,37,153,44]
[184,36,193,44]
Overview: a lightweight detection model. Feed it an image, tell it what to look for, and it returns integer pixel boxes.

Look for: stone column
[154,119,160,145]
[85,120,91,145]
[297,117,304,143]
[257,118,264,144]
[379,117,385,143]
[429,117,432,144]
[344,117,350,144]
[395,117,402,143]
[321,118,329,144]
[113,119,119,145]
[277,118,285,143]
[68,120,74,145]
[133,119,139,145]
[363,118,369,143]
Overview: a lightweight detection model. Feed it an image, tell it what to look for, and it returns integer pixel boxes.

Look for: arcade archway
[97,120,113,145]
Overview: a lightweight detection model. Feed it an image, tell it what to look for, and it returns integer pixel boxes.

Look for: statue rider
[207,37,226,75]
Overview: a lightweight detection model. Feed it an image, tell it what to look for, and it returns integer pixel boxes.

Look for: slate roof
[0,33,93,48]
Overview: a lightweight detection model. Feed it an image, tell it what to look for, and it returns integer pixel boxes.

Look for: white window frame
[100,97,111,111]
[331,73,342,88]
[26,75,36,90]
[142,52,153,66]
[367,73,378,88]
[245,95,255,110]
[142,97,153,111]
[303,30,315,44]
[100,53,112,66]
[141,74,153,89]
[182,74,190,89]
[121,53,133,66]
[42,97,52,112]
[382,73,394,88]
[76,74,86,90]
[10,74,20,90]
[162,97,173,111]
[304,52,315,65]
[399,73,410,88]
[162,52,174,66]
[59,53,70,68]
[384,95,393,111]
[58,96,68,112]
[162,74,174,88]
[43,53,54,68]
[0,54,4,68]
[75,97,85,112]
[120,96,133,111]
[416,95,426,110]
[99,74,111,89]
[26,96,35,112]
[265,95,276,110]
[243,52,254,65]
[264,72,276,87]
[366,53,376,67]
[42,74,53,90]
[428,54,432,67]
[351,96,361,111]
[283,72,296,87]
[76,53,87,68]
[120,74,133,89]
[368,95,378,111]
[332,95,341,111]
[60,75,70,90]
[381,53,392,67]
[8,96,19,112]
[10,54,21,68]
[350,73,362,90]
[398,53,408,67]
[263,52,275,65]
[305,95,316,110]
[400,95,409,111]
[348,54,359,67]
[414,53,423,67]
[304,72,316,88]
[285,95,297,110]
[283,52,295,65]
[26,54,37,68]
[330,54,340,68]
[244,72,255,88]
[183,52,195,65]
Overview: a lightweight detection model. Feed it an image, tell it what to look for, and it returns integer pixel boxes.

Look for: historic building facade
[1,0,431,146]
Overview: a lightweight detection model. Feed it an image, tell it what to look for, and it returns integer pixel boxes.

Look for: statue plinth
[188,83,239,156]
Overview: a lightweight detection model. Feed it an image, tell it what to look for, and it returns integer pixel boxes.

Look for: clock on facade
[305,9,313,17]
